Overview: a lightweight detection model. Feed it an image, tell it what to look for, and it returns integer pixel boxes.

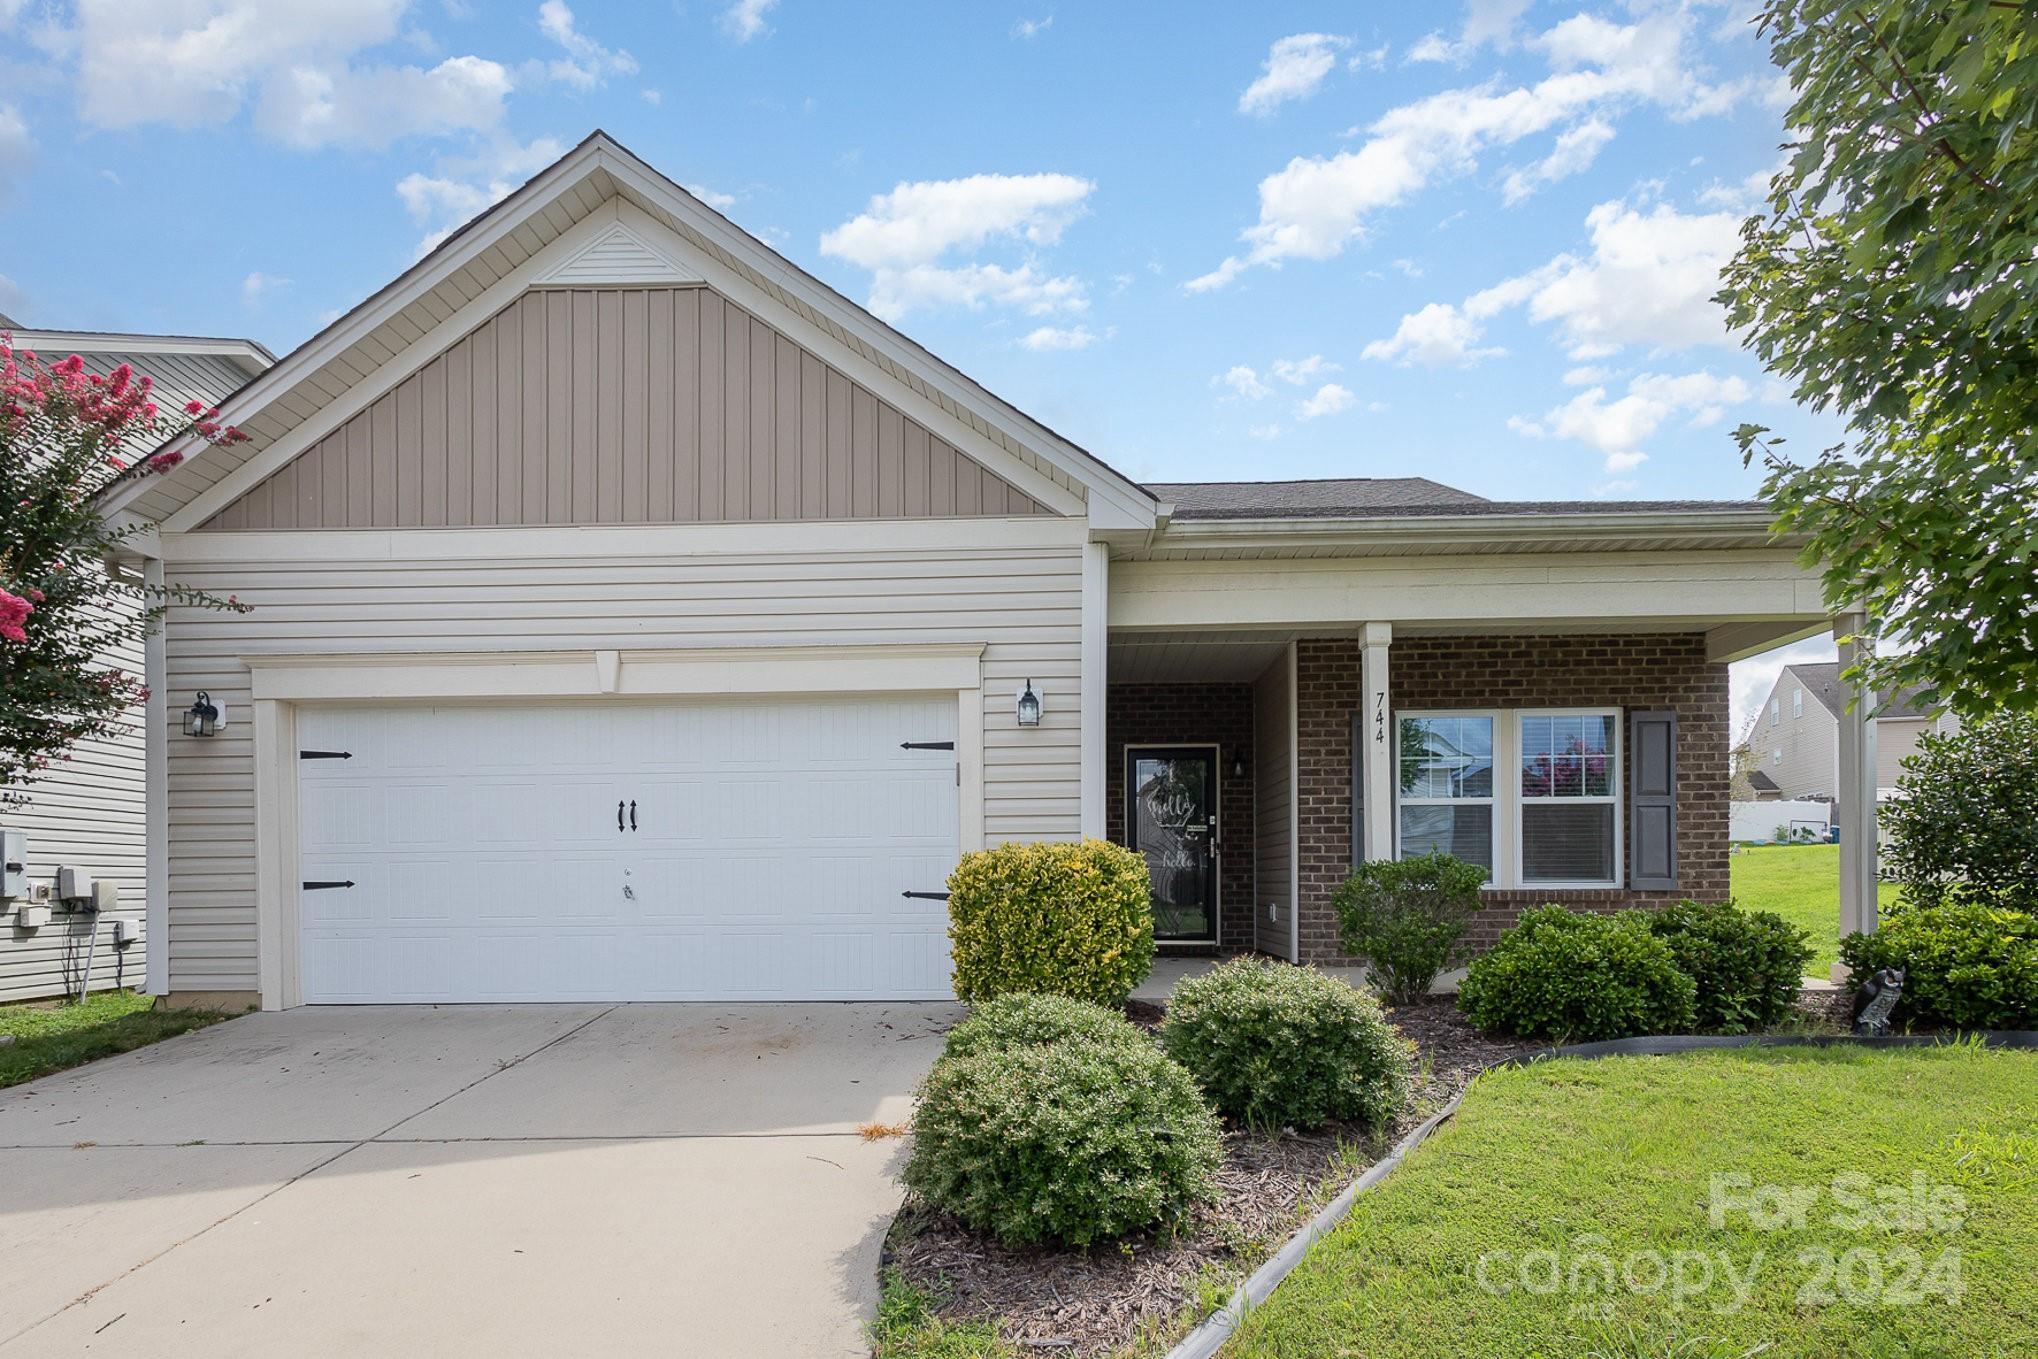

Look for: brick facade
[1105,683,1255,951]
[1294,634,1730,964]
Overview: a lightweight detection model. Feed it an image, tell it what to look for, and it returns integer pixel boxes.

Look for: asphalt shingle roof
[1149,476,1763,521]
[1787,662,1933,720]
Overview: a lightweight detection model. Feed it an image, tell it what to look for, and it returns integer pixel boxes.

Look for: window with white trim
[1792,689,1803,718]
[1772,747,1784,766]
[1394,709,1622,888]
[1769,699,1780,726]
[1396,714,1495,876]
[1517,712,1619,885]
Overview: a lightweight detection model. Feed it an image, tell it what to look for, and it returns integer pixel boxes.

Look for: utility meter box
[15,904,50,930]
[57,866,95,903]
[92,880,119,912]
[1,828,24,899]
[112,917,139,946]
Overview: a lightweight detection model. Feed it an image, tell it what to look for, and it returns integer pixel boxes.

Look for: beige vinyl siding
[1253,651,1294,960]
[1760,673,1841,802]
[1876,717,1929,789]
[1,595,147,1002]
[160,531,1084,994]
[202,288,1051,531]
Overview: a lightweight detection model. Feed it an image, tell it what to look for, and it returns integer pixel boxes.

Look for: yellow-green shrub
[946,839,1156,1007]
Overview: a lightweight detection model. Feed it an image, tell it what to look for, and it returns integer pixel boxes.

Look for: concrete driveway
[0,1002,960,1358]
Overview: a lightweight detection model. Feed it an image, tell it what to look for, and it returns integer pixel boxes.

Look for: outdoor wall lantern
[184,691,222,738]
[1230,750,1247,781]
[1016,680,1043,728]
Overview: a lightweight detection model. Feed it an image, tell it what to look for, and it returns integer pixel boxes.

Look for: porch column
[1833,611,1880,959]
[1079,541,1108,839]
[1360,622,1394,861]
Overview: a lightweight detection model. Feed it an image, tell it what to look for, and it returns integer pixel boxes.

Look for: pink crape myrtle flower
[0,590,33,643]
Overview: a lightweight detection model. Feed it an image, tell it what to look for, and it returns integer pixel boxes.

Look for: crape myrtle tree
[1718,1,2038,715]
[1,335,250,805]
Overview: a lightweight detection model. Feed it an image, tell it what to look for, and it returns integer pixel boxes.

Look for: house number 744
[1373,690,1387,745]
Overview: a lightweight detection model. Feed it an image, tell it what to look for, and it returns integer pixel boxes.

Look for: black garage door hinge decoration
[900,740,955,751]
[302,880,356,891]
[299,750,353,760]
[901,890,951,901]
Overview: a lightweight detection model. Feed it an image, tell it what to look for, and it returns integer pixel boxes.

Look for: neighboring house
[1737,662,1952,811]
[96,133,1852,1010]
[1,322,272,1001]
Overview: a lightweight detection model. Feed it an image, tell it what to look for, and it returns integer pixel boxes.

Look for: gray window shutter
[1349,711,1365,869]
[1629,710,1678,890]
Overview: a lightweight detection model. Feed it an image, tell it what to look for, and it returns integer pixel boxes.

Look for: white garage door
[295,696,960,1003]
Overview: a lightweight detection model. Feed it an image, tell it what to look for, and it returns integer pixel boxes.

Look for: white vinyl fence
[1731,799,1835,843]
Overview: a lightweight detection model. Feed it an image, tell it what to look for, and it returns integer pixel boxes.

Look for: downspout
[143,555,169,996]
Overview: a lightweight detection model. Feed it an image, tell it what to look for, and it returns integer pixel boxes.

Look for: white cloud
[1408,0,1532,64]
[1239,33,1348,116]
[1361,302,1504,367]
[1510,369,1752,472]
[723,0,776,43]
[1013,15,1053,39]
[0,272,25,318]
[1500,117,1614,204]
[1020,324,1102,351]
[640,87,662,105]
[1372,195,1742,367]
[1270,354,1339,385]
[821,172,1094,321]
[0,103,28,207]
[1699,162,1779,212]
[396,134,566,256]
[538,0,636,88]
[67,0,512,149]
[1192,7,1750,289]
[684,182,737,210]
[1562,364,1612,385]
[1214,365,1272,400]
[240,270,288,305]
[1298,382,1355,419]
[1248,422,1283,441]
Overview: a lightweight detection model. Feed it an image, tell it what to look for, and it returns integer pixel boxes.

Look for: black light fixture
[184,691,220,738]
[1016,680,1042,728]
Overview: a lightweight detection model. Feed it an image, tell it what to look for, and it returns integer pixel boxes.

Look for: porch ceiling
[1109,631,1295,683]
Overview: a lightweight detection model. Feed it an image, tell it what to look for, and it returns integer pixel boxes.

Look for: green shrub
[1641,899,1815,1034]
[903,1037,1222,1248]
[941,992,1148,1060]
[1457,906,1697,1041]
[946,839,1156,1007]
[1331,851,1488,1005]
[1880,712,2038,913]
[1839,905,2038,1030]
[1161,957,1411,1131]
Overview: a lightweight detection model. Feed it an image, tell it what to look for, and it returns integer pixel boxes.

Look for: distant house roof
[1786,662,1933,720]
[1749,769,1781,791]
[4,325,274,460]
[1149,476,1763,522]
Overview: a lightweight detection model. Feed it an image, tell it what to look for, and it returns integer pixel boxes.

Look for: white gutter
[1148,508,1788,552]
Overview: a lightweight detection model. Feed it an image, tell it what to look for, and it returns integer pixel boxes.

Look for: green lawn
[1730,843,1903,977]
[0,988,231,1088]
[1225,1044,2038,1359]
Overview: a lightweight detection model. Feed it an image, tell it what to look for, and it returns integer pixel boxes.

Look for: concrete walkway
[0,1002,960,1358]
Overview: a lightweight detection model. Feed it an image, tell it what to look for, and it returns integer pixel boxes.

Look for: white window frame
[1392,707,1623,891]
[1394,709,1504,888]
[1770,699,1780,726]
[1792,688,1803,719]
[1514,707,1623,890]
[1772,747,1784,766]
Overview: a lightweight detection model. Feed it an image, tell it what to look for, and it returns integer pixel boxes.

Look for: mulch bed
[882,998,1539,1357]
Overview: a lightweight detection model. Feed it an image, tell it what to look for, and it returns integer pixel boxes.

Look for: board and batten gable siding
[200,287,1053,530]
[158,529,1086,995]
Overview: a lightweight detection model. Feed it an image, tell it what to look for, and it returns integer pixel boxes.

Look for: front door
[1125,747,1218,943]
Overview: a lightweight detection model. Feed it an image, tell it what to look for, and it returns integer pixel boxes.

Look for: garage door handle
[303,880,355,891]
[629,800,637,832]
[617,800,625,833]
[901,890,951,901]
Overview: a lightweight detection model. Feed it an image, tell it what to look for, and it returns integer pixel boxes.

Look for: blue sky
[0,0,1835,512]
